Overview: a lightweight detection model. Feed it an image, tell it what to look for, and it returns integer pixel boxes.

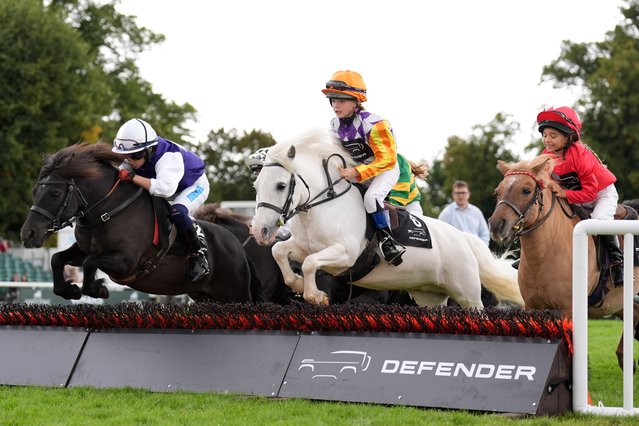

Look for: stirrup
[187,251,210,282]
[380,237,405,266]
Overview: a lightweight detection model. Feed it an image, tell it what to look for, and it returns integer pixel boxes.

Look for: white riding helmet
[112,118,159,154]
[244,147,269,173]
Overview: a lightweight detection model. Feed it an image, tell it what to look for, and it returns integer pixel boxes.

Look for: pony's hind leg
[50,243,84,300]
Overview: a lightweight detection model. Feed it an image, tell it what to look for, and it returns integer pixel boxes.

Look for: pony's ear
[287,145,296,159]
[532,157,552,178]
[496,160,509,176]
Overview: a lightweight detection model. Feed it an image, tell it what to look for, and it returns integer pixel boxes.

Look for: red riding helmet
[537,106,582,139]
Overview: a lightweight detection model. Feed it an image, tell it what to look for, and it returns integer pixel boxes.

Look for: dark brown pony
[20,142,257,303]
[489,154,639,370]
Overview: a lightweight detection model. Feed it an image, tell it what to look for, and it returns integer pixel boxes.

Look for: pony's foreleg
[613,302,639,373]
[50,243,85,300]
[300,244,353,306]
[80,254,109,299]
[271,239,304,294]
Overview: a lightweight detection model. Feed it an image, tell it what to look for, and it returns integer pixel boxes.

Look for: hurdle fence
[573,219,639,416]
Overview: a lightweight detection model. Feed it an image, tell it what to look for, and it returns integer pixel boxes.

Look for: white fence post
[573,219,639,415]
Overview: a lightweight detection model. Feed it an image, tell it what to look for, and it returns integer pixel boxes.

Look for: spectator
[438,180,490,246]
[439,180,498,307]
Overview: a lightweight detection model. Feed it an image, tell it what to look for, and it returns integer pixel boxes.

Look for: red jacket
[543,142,616,205]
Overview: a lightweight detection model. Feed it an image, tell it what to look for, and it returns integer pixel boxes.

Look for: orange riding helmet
[322,70,367,103]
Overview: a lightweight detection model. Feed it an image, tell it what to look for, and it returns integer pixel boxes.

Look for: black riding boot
[184,222,210,282]
[601,235,624,287]
[377,227,406,266]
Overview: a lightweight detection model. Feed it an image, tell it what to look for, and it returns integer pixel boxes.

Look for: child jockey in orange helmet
[322,70,406,266]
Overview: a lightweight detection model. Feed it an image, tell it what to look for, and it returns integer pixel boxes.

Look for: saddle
[334,187,432,284]
[113,197,178,285]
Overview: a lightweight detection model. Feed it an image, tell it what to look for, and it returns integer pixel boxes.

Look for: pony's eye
[522,188,532,196]
[276,182,286,191]
[48,189,63,197]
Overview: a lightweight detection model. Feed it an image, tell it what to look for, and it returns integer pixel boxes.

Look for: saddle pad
[392,210,432,249]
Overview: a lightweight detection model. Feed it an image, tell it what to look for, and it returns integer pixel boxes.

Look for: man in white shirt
[438,180,490,246]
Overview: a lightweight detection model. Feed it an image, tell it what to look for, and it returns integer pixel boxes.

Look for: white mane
[267,129,352,173]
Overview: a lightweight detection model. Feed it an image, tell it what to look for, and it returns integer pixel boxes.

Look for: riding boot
[370,210,406,266]
[601,235,624,287]
[183,222,210,282]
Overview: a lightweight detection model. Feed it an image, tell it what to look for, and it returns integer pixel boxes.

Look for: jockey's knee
[170,204,193,230]
[363,196,383,214]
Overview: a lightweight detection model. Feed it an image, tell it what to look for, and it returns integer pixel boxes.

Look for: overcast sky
[116,0,625,162]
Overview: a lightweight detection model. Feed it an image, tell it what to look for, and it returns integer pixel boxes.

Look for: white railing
[573,219,639,415]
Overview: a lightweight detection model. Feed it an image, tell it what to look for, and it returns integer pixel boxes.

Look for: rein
[30,175,143,233]
[257,153,352,226]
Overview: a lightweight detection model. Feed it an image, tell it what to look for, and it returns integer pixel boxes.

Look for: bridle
[29,175,143,233]
[495,170,557,237]
[256,153,352,226]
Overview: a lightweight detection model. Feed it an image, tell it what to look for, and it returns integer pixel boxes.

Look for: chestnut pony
[489,154,639,370]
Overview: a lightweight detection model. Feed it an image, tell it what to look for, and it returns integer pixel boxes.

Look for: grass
[0,319,637,425]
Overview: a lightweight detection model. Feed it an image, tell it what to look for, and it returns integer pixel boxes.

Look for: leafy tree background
[195,129,277,201]
[422,113,520,219]
[538,0,639,201]
[4,0,639,248]
[0,0,194,239]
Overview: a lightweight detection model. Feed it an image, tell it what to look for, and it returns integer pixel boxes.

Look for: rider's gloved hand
[118,162,136,182]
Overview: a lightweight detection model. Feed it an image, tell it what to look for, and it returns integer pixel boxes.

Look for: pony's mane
[39,141,123,180]
[503,154,556,186]
[267,129,349,172]
[194,202,252,225]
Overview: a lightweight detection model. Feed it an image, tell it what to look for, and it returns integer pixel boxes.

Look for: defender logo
[298,350,371,380]
[381,360,536,380]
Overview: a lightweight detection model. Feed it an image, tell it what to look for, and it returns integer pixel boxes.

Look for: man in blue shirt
[438,180,490,246]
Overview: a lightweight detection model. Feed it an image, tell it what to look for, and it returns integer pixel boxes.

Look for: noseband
[495,171,556,236]
[256,153,352,226]
[30,175,143,233]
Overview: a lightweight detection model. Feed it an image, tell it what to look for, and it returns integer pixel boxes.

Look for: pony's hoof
[320,294,329,307]
[82,278,109,299]
[54,284,82,300]
[304,291,329,306]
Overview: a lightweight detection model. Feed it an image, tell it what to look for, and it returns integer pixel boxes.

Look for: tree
[195,128,278,202]
[0,0,110,239]
[426,113,520,218]
[541,0,639,200]
[0,0,196,238]
[48,0,197,144]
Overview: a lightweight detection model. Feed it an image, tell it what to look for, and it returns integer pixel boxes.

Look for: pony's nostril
[260,227,269,238]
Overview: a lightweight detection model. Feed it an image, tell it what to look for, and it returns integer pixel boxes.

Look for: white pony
[252,130,523,307]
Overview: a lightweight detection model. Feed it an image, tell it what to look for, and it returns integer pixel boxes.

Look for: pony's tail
[408,160,429,180]
[461,233,524,307]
